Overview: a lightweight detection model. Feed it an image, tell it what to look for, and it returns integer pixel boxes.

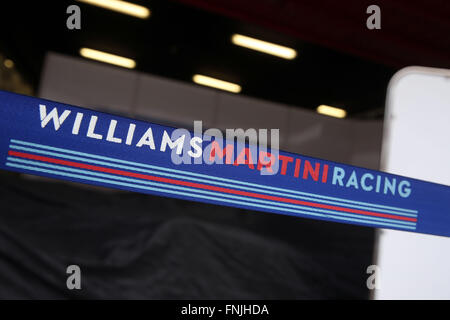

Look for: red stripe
[8,150,417,223]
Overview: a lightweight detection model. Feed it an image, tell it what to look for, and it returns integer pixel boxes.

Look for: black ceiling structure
[1,0,446,119]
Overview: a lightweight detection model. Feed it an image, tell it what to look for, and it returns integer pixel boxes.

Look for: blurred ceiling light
[231,34,297,60]
[317,105,347,118]
[192,74,241,93]
[77,0,150,19]
[3,59,14,69]
[79,48,136,69]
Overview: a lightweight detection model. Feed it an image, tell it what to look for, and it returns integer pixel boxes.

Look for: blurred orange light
[77,0,150,19]
[80,48,136,69]
[317,105,347,118]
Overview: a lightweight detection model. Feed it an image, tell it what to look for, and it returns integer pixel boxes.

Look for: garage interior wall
[39,52,383,171]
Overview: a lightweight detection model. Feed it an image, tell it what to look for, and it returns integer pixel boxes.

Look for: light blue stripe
[11,144,418,221]
[12,139,417,215]
[7,156,416,227]
[10,139,417,215]
[9,139,418,217]
[329,215,414,229]
[5,161,416,231]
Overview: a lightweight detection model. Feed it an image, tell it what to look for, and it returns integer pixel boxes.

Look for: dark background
[0,172,374,299]
[0,0,448,299]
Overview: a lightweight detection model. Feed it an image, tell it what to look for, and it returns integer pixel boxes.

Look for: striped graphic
[5,139,418,231]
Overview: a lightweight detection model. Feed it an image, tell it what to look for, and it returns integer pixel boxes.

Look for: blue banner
[1,90,449,237]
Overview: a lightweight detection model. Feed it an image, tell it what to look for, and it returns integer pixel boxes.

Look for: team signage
[1,90,449,237]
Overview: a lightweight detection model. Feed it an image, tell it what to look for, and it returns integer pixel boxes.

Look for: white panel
[375,67,450,300]
[134,73,217,128]
[39,52,137,115]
